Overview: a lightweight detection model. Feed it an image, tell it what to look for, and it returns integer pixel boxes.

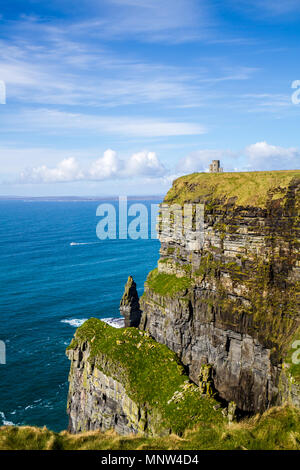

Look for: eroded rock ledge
[66,319,224,435]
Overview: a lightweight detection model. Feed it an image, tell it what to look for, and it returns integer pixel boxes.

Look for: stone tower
[209,160,223,173]
[119,276,142,327]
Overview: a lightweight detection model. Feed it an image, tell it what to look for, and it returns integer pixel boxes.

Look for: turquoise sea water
[0,200,160,431]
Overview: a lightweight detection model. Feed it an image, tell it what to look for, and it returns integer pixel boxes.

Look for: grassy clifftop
[0,406,299,450]
[164,170,300,208]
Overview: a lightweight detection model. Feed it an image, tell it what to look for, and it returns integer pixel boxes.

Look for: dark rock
[120,276,142,327]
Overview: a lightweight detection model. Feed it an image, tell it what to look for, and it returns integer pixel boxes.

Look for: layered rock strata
[140,171,300,413]
[67,340,148,434]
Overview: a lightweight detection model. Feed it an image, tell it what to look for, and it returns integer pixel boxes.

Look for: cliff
[66,170,299,438]
[140,170,300,413]
[66,318,224,435]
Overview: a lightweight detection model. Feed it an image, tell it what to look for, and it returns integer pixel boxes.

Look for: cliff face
[67,341,149,434]
[140,171,300,413]
[66,319,224,435]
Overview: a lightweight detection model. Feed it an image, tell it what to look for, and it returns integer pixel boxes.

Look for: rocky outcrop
[140,171,300,413]
[120,276,141,327]
[66,318,224,435]
[67,340,148,434]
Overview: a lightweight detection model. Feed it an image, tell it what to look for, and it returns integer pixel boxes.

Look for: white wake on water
[70,242,100,246]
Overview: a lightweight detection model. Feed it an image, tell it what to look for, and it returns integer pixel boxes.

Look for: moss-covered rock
[145,268,192,297]
[66,318,224,436]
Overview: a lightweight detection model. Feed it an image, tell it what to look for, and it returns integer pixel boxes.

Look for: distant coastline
[0,195,164,202]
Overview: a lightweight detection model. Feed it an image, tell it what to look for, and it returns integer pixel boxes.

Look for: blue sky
[0,0,300,196]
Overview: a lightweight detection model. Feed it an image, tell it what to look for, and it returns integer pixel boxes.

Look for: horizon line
[0,195,164,200]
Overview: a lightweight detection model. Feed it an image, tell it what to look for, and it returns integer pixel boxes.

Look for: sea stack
[119,276,141,327]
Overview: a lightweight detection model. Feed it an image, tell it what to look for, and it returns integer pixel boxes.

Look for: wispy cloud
[0,33,256,109]
[227,0,300,18]
[235,92,293,113]
[2,108,207,138]
[69,0,212,44]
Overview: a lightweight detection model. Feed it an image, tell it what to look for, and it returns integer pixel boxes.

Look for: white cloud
[124,151,167,177]
[19,149,168,183]
[176,142,300,175]
[176,149,235,173]
[12,141,300,185]
[244,142,300,170]
[20,157,84,183]
[89,149,123,180]
[0,147,101,177]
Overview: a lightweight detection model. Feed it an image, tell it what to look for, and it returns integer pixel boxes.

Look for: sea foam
[61,318,88,327]
[0,411,15,426]
[61,317,124,328]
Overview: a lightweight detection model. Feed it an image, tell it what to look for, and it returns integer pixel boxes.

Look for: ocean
[0,199,160,432]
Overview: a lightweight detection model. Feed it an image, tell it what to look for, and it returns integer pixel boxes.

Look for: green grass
[68,318,223,435]
[164,170,300,208]
[0,406,299,450]
[146,268,192,296]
